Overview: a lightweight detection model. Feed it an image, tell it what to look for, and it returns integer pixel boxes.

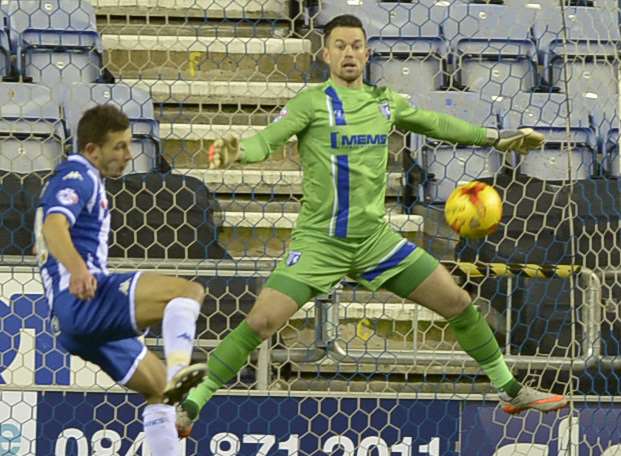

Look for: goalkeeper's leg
[383,257,567,414]
[177,278,315,437]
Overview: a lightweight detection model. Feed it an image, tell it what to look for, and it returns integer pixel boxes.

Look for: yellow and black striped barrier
[441,261,580,279]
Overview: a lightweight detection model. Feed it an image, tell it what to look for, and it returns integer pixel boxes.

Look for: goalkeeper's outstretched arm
[391,92,543,155]
[208,91,314,168]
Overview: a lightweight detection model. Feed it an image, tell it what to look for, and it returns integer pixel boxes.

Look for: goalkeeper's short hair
[324,14,367,43]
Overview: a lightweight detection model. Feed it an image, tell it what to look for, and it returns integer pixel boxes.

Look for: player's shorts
[266,223,439,306]
[51,271,147,384]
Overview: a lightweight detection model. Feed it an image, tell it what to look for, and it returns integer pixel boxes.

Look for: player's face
[323,27,369,87]
[95,129,133,178]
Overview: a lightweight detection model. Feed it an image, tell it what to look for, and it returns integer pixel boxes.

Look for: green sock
[448,304,522,397]
[186,320,263,414]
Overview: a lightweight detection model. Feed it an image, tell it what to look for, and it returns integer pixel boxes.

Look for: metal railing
[0,257,613,390]
[275,261,606,372]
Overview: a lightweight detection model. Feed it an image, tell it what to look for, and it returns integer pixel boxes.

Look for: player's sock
[186,320,263,413]
[143,403,178,455]
[448,304,522,398]
[163,297,201,382]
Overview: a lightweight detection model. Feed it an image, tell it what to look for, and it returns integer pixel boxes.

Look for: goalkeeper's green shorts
[264,223,439,306]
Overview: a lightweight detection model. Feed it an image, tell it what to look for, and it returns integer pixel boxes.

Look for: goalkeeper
[177,14,566,435]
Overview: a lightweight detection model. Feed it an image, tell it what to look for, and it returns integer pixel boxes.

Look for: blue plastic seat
[496,92,596,180]
[313,1,448,37]
[410,91,500,203]
[0,9,10,78]
[542,9,619,92]
[443,4,538,96]
[0,82,65,172]
[604,128,619,176]
[367,36,448,93]
[502,0,615,9]
[8,0,103,85]
[62,83,160,174]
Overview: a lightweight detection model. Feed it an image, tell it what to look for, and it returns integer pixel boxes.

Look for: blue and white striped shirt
[36,154,110,303]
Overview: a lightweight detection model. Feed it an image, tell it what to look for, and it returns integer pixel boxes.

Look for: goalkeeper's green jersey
[240,79,489,238]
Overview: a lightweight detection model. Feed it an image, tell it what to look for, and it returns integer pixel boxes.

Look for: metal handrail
[322,261,604,372]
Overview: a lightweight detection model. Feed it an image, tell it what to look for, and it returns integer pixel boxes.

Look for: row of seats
[0,0,102,86]
[314,0,619,38]
[0,81,159,174]
[317,2,619,98]
[411,91,618,202]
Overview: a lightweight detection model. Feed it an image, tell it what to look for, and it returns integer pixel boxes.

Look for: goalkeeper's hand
[208,135,241,169]
[486,128,544,155]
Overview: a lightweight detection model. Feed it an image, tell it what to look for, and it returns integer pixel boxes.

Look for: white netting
[1,0,620,454]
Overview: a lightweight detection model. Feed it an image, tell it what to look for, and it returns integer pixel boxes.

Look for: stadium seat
[313,0,448,39]
[443,4,538,96]
[604,128,619,176]
[532,8,619,144]
[410,91,500,203]
[497,92,597,180]
[367,36,448,93]
[62,82,160,174]
[7,0,103,86]
[0,82,65,172]
[570,92,617,157]
[534,7,619,63]
[502,0,616,9]
[535,7,620,96]
[0,9,11,79]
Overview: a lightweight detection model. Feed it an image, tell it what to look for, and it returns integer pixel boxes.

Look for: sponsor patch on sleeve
[56,188,80,206]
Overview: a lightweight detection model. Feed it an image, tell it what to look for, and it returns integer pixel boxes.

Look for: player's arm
[208,91,314,167]
[391,92,543,154]
[41,214,96,300]
[37,176,97,300]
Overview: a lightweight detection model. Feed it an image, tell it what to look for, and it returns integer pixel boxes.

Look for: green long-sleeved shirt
[241,80,489,238]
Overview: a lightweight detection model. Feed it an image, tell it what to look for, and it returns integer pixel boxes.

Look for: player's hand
[70,268,97,300]
[208,135,240,169]
[493,128,544,155]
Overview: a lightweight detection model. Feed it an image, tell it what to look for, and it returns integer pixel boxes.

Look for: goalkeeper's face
[323,27,369,86]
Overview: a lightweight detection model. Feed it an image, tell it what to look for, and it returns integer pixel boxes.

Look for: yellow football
[444,181,502,238]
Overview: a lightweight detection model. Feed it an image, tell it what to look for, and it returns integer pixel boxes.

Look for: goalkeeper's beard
[333,66,363,84]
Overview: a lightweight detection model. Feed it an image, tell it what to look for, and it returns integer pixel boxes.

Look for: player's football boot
[500,385,568,414]
[162,364,207,405]
[176,399,200,438]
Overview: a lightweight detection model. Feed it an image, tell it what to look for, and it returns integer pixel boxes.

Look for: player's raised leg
[389,258,567,414]
[133,272,208,404]
[178,231,349,437]
[176,286,300,437]
[124,350,179,455]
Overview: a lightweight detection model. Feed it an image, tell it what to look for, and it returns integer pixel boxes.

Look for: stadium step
[217,210,422,258]
[281,294,458,365]
[160,123,409,170]
[280,293,501,377]
[158,108,276,127]
[102,34,312,82]
[98,21,290,39]
[219,210,422,231]
[93,0,291,19]
[122,79,313,106]
[160,122,299,170]
[175,169,405,197]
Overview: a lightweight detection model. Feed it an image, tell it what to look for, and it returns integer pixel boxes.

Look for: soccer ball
[444,181,502,238]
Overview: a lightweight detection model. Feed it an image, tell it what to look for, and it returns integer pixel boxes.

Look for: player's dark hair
[324,14,367,44]
[77,104,130,152]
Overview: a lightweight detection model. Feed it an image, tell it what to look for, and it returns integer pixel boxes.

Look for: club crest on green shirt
[379,101,391,120]
[286,251,302,267]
